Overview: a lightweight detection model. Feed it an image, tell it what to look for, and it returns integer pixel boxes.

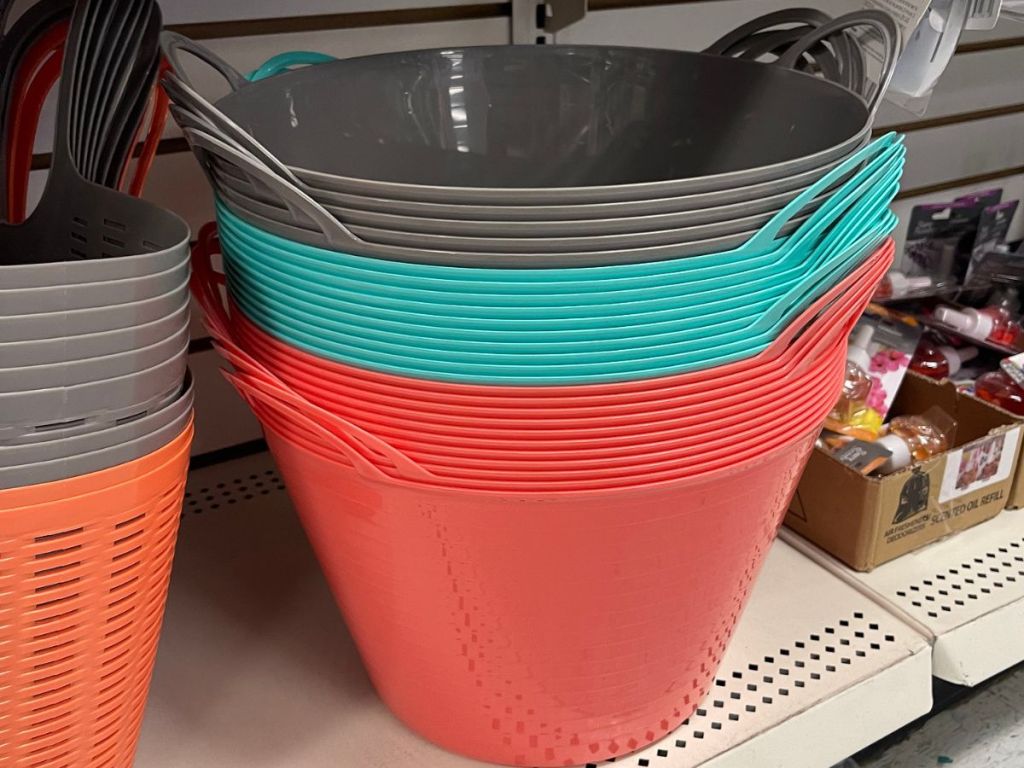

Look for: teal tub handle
[249,51,337,81]
[745,211,896,343]
[741,132,901,253]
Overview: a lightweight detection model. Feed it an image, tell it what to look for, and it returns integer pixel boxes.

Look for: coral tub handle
[190,228,437,484]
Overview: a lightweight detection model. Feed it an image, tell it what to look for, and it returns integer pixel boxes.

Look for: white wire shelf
[136,452,932,767]
[784,508,1024,687]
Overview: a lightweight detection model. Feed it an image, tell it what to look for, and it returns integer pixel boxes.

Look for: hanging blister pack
[902,201,976,285]
[885,0,970,115]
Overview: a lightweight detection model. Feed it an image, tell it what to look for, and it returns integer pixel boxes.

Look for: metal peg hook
[512,0,588,44]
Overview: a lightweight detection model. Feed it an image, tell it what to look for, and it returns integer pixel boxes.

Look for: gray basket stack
[0,0,193,489]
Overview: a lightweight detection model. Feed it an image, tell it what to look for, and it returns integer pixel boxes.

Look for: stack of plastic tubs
[167,10,902,766]
[0,0,193,764]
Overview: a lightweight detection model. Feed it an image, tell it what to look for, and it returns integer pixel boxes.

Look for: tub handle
[190,228,436,484]
[705,9,856,90]
[160,31,248,93]
[182,126,363,252]
[248,51,336,81]
[778,9,900,122]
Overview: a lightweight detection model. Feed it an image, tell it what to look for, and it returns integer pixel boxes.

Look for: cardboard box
[786,372,1024,571]
[1008,439,1024,510]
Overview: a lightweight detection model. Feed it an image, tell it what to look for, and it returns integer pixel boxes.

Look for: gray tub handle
[183,127,363,251]
[160,69,305,191]
[705,8,834,56]
[778,10,900,122]
[705,9,861,92]
[160,30,248,93]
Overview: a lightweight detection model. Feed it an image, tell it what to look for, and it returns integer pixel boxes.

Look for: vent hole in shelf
[897,541,1024,618]
[660,614,890,757]
[183,466,287,516]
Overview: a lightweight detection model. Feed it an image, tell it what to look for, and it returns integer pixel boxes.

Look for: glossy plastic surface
[211,46,868,191]
[198,238,892,406]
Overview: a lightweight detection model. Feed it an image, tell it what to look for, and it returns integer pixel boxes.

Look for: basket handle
[127,59,170,196]
[182,126,363,251]
[190,228,437,485]
[226,369,437,484]
[766,233,892,358]
[743,131,901,253]
[705,9,862,92]
[248,51,336,81]
[777,9,900,122]
[781,238,892,374]
[226,370,385,482]
[160,31,248,93]
[7,22,66,222]
[705,8,832,55]
[159,71,306,188]
[793,239,894,367]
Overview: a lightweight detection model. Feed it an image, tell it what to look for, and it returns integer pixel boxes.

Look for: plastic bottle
[975,370,1024,416]
[829,325,875,424]
[877,408,956,474]
[934,300,1020,347]
[909,340,978,380]
[875,270,933,300]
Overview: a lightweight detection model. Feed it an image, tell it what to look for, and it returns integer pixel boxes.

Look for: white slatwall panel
[900,112,1024,189]
[560,4,1024,188]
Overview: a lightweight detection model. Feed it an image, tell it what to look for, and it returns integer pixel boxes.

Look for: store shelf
[136,452,932,768]
[782,509,1024,687]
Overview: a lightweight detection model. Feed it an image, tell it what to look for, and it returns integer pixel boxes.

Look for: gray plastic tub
[209,134,860,223]
[214,179,820,256]
[162,15,896,204]
[213,163,835,240]
[0,371,193,489]
[215,190,810,269]
[0,232,189,289]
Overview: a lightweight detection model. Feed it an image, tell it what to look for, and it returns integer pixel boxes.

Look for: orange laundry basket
[0,420,193,767]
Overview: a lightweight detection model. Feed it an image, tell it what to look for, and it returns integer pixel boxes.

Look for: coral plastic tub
[247,393,814,765]
[236,366,838,490]
[0,419,193,767]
